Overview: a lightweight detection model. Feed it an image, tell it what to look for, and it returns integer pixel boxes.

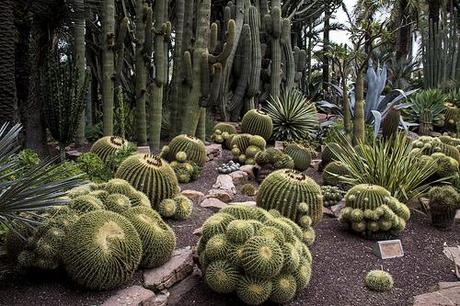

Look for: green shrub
[76,153,112,182]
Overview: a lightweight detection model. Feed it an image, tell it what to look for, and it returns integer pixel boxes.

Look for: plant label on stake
[373,240,404,259]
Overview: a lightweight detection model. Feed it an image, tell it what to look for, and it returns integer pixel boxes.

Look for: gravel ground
[0,152,458,306]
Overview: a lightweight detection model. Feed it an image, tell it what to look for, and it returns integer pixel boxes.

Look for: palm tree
[0,0,18,126]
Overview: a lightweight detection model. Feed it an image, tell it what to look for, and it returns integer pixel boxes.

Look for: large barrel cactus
[412,136,460,162]
[198,205,312,305]
[163,134,207,166]
[241,109,274,140]
[339,184,410,238]
[115,154,179,208]
[284,143,312,171]
[90,136,129,163]
[62,210,142,290]
[256,169,323,226]
[319,142,345,171]
[322,161,350,187]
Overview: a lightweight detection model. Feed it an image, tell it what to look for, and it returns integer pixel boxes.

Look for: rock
[413,287,460,306]
[193,227,202,236]
[239,165,257,179]
[229,170,249,185]
[200,198,227,209]
[212,174,236,194]
[455,210,460,222]
[274,141,284,150]
[181,190,205,205]
[322,206,335,217]
[143,247,194,291]
[101,285,154,306]
[66,150,82,161]
[438,282,460,290]
[330,201,345,218]
[229,201,256,208]
[311,159,321,171]
[137,146,151,155]
[167,269,202,306]
[443,246,460,279]
[206,189,234,203]
[143,292,169,306]
[205,144,222,158]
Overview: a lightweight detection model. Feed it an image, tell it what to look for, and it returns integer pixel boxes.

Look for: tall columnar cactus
[115,154,179,208]
[198,205,313,305]
[149,0,170,151]
[256,169,323,226]
[241,109,273,140]
[382,106,400,139]
[267,6,282,99]
[339,184,410,238]
[73,0,86,146]
[102,0,115,136]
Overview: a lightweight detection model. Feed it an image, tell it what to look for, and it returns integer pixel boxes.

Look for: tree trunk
[0,0,18,125]
[395,0,411,61]
[74,0,87,146]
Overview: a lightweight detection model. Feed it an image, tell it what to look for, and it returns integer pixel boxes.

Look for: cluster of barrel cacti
[321,186,345,207]
[211,123,237,148]
[231,134,267,165]
[412,136,460,162]
[158,195,193,220]
[7,179,176,290]
[197,205,312,305]
[322,161,350,187]
[339,184,410,238]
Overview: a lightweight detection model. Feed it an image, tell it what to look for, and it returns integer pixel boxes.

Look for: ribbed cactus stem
[209,20,236,64]
[74,0,86,146]
[135,2,148,145]
[382,107,400,139]
[102,0,115,136]
[353,72,365,145]
[281,18,295,92]
[210,63,223,105]
[247,6,261,98]
[210,23,218,52]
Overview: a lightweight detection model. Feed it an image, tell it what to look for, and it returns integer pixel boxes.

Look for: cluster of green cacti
[431,153,459,179]
[115,154,179,208]
[158,195,193,220]
[90,136,130,164]
[412,136,460,162]
[321,186,345,207]
[241,183,258,196]
[339,184,410,238]
[256,169,323,232]
[428,185,459,228]
[284,143,312,171]
[365,270,394,292]
[169,151,202,183]
[322,161,350,187]
[443,105,460,130]
[211,123,237,148]
[161,134,207,166]
[319,142,345,171]
[197,205,312,305]
[439,135,460,147]
[10,179,176,289]
[231,134,267,165]
[255,148,294,170]
[241,110,273,140]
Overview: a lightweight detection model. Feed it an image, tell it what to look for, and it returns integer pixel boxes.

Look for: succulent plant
[171,160,202,183]
[62,210,142,290]
[173,195,193,220]
[90,136,130,164]
[69,195,105,213]
[431,153,459,179]
[412,136,460,162]
[241,183,257,196]
[213,122,237,135]
[256,169,323,226]
[158,198,177,218]
[163,134,207,166]
[230,134,253,154]
[365,270,394,292]
[321,186,345,207]
[319,142,344,171]
[428,186,459,229]
[249,135,267,150]
[339,184,410,238]
[104,194,132,213]
[115,154,179,209]
[198,205,312,305]
[322,161,350,187]
[284,143,312,171]
[241,109,274,140]
[217,160,240,174]
[122,206,176,268]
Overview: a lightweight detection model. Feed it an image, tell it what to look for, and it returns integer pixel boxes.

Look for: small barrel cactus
[322,161,350,187]
[158,195,193,220]
[256,169,323,226]
[322,185,345,207]
[428,185,459,229]
[230,134,253,154]
[115,154,179,208]
[431,153,459,179]
[198,205,312,305]
[90,136,129,163]
[214,122,237,135]
[284,143,312,171]
[413,136,460,162]
[163,134,207,166]
[62,210,142,290]
[339,184,410,238]
[365,270,394,292]
[241,109,274,140]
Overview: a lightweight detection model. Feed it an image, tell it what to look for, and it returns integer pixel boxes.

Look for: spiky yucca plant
[0,123,82,235]
[264,90,319,141]
[405,90,446,135]
[329,132,439,202]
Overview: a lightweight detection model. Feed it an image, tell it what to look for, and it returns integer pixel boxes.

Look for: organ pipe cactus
[102,0,115,136]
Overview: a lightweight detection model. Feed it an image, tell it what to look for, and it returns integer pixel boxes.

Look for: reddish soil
[0,152,458,306]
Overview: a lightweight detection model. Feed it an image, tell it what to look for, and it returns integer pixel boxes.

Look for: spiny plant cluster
[197,205,312,305]
[211,123,237,149]
[254,148,294,182]
[168,151,202,183]
[322,186,345,207]
[230,134,267,165]
[7,179,176,290]
[161,134,207,167]
[158,195,193,220]
[339,184,410,239]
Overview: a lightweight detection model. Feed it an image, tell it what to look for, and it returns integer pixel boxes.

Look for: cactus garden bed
[0,151,458,306]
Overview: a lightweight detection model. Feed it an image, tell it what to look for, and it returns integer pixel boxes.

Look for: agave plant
[405,89,446,135]
[264,89,319,141]
[0,123,82,236]
[328,131,439,202]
